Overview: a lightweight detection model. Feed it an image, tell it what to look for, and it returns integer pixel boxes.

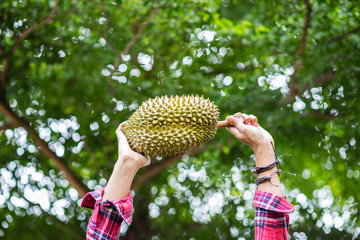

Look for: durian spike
[216,121,232,129]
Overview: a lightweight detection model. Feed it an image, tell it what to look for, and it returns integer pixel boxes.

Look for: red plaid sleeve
[253,190,294,240]
[81,187,133,240]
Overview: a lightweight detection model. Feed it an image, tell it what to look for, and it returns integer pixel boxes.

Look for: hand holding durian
[123,95,231,158]
[223,113,282,197]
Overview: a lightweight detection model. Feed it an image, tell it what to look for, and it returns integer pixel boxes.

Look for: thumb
[116,126,131,150]
[116,121,127,140]
[226,116,245,132]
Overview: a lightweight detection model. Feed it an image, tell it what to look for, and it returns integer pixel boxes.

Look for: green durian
[123,95,220,157]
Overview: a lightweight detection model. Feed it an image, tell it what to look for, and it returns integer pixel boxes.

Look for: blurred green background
[0,0,359,239]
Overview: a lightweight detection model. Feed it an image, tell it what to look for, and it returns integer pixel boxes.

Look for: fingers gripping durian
[123,95,220,157]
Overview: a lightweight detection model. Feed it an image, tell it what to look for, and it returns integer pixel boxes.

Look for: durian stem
[217,121,231,129]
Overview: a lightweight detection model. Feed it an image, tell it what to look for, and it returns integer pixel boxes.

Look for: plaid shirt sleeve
[81,187,133,240]
[253,190,294,240]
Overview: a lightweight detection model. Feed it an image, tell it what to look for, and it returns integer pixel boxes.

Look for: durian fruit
[123,95,220,157]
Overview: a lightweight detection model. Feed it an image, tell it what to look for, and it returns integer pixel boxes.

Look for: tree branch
[281,70,335,104]
[0,123,13,131]
[0,58,8,97]
[312,70,335,86]
[301,111,337,119]
[285,0,312,102]
[131,142,218,190]
[288,60,303,97]
[298,0,312,55]
[0,101,89,197]
[10,0,60,54]
[108,8,158,99]
[326,26,360,44]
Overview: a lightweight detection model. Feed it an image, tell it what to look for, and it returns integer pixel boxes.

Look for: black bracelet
[251,159,280,174]
[251,142,281,174]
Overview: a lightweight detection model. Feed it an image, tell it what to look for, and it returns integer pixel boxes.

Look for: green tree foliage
[1,0,359,239]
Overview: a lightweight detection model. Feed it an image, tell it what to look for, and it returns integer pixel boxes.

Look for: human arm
[226,113,294,239]
[102,122,151,200]
[226,113,282,196]
[81,122,150,240]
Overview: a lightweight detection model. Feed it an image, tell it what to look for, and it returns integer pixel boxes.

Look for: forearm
[103,157,140,200]
[253,142,282,197]
[84,157,138,239]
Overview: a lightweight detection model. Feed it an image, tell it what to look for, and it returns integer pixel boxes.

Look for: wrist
[115,155,141,171]
[252,140,284,197]
[253,142,276,167]
[252,139,274,153]
[103,156,139,201]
